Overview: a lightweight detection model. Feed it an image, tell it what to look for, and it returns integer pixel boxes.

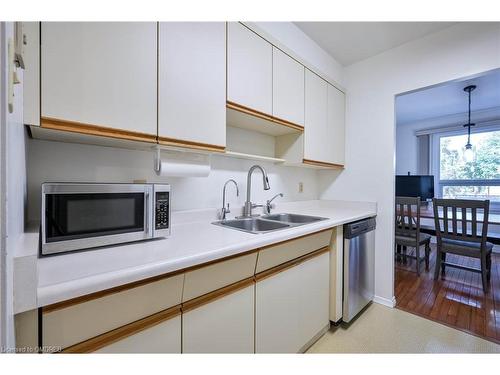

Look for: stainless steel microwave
[41,183,170,256]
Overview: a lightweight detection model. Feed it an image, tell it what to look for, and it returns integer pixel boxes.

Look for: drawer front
[183,252,258,302]
[95,316,181,354]
[42,274,184,350]
[255,230,333,273]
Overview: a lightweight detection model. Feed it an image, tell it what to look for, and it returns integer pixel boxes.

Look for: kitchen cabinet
[327,83,346,165]
[227,22,272,115]
[95,316,181,353]
[182,283,254,353]
[158,22,226,151]
[182,252,257,302]
[22,22,40,126]
[41,22,157,142]
[255,250,330,353]
[303,69,345,167]
[42,273,184,351]
[272,47,305,126]
[304,69,329,163]
[298,251,330,346]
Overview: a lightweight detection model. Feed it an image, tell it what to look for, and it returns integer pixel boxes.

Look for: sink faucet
[220,179,239,220]
[242,165,270,217]
[266,193,283,214]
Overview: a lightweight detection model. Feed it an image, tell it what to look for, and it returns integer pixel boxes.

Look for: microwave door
[41,184,153,255]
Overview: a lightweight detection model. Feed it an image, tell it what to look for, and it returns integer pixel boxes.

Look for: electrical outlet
[298,182,304,193]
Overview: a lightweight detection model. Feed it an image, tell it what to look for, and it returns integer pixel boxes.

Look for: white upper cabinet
[304,69,345,166]
[227,22,272,114]
[23,22,40,126]
[304,69,328,162]
[158,22,226,149]
[327,83,346,165]
[41,22,157,137]
[272,47,305,126]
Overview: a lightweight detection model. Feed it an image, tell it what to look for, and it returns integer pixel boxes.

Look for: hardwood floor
[395,244,500,344]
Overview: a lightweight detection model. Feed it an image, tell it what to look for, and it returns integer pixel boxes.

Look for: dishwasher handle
[344,217,376,239]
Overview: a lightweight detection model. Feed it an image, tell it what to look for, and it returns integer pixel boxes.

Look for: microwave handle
[145,191,150,234]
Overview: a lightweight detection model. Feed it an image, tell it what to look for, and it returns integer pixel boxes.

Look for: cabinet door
[327,83,346,165]
[182,285,254,353]
[255,252,330,353]
[304,69,328,163]
[23,22,40,126]
[298,252,330,346]
[158,22,226,149]
[95,316,181,353]
[272,47,305,126]
[41,22,157,138]
[227,22,272,114]
[255,264,302,353]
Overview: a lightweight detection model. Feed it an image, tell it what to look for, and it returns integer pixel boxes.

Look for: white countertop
[13,199,376,313]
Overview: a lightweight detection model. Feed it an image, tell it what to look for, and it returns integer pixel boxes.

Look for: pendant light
[463,85,476,162]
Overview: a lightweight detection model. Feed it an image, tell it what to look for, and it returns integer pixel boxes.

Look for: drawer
[255,229,333,273]
[183,252,258,302]
[42,273,184,350]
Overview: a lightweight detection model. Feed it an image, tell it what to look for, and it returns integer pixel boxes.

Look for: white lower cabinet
[298,252,331,345]
[255,252,330,353]
[182,284,255,353]
[95,316,182,354]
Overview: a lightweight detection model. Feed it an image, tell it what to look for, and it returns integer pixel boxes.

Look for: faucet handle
[266,193,284,214]
[225,203,231,213]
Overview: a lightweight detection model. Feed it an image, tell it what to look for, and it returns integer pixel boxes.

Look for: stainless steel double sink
[212,213,328,234]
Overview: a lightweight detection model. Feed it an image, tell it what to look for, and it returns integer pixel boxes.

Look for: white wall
[320,22,500,306]
[396,107,500,176]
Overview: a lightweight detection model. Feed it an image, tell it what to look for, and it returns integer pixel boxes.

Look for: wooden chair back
[395,196,421,242]
[432,198,490,245]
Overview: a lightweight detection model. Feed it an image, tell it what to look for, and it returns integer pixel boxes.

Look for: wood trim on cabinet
[60,305,182,353]
[182,277,255,313]
[258,227,333,251]
[302,159,344,169]
[255,246,330,282]
[42,269,185,314]
[226,101,304,132]
[41,227,334,314]
[40,117,157,143]
[158,136,226,153]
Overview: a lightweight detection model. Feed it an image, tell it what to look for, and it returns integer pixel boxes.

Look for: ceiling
[396,69,500,125]
[294,22,456,66]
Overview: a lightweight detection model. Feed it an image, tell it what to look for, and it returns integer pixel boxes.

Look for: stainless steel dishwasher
[343,217,376,322]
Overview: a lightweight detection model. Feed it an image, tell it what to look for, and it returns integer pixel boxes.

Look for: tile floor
[307,303,500,353]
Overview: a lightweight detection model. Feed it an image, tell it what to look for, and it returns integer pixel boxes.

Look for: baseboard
[299,323,330,353]
[373,295,396,308]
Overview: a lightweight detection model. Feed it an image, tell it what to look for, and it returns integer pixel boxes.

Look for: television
[395,175,435,202]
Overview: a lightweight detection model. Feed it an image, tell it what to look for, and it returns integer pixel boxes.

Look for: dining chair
[432,198,493,293]
[395,196,431,275]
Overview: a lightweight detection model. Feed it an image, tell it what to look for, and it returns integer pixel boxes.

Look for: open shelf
[226,101,303,137]
[223,150,285,164]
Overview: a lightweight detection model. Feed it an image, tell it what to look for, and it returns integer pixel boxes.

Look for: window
[432,127,500,211]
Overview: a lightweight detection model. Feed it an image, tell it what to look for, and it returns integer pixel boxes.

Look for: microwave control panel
[155,192,169,230]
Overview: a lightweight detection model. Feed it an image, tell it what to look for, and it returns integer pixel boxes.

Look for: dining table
[414,203,500,245]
